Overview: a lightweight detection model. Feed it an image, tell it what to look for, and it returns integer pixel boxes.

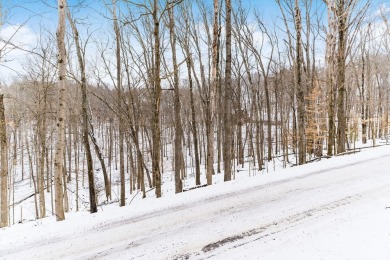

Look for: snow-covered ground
[1,144,390,259]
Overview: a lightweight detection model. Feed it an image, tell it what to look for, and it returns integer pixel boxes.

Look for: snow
[1,144,390,259]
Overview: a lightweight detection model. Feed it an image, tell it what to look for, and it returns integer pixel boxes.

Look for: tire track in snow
[197,195,360,259]
[175,183,389,260]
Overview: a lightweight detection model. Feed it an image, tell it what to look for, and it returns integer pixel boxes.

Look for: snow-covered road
[2,146,390,259]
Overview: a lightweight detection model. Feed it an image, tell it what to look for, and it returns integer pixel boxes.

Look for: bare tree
[168,6,183,193]
[324,0,369,153]
[66,4,97,213]
[206,0,220,185]
[276,0,307,164]
[54,0,66,221]
[324,0,337,155]
[335,0,348,154]
[111,0,126,206]
[223,0,233,181]
[177,2,201,186]
[0,94,8,227]
[294,0,306,164]
[0,0,15,227]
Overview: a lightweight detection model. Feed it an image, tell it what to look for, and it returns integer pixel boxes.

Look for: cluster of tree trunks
[0,0,388,224]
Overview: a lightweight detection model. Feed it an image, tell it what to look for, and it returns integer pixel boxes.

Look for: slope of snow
[1,145,390,259]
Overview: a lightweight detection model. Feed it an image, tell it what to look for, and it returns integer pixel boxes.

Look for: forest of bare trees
[0,0,389,226]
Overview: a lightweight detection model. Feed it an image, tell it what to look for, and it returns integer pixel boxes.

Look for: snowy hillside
[1,145,390,259]
[1,0,390,259]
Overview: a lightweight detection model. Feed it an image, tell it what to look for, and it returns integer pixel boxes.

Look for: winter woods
[0,0,389,225]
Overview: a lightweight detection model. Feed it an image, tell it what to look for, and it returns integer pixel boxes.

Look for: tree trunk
[89,124,110,201]
[54,0,66,221]
[169,7,183,193]
[294,0,306,165]
[152,0,162,197]
[207,0,219,185]
[67,4,97,213]
[0,95,8,227]
[336,0,347,154]
[223,0,232,182]
[38,92,46,219]
[180,12,201,185]
[112,0,125,205]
